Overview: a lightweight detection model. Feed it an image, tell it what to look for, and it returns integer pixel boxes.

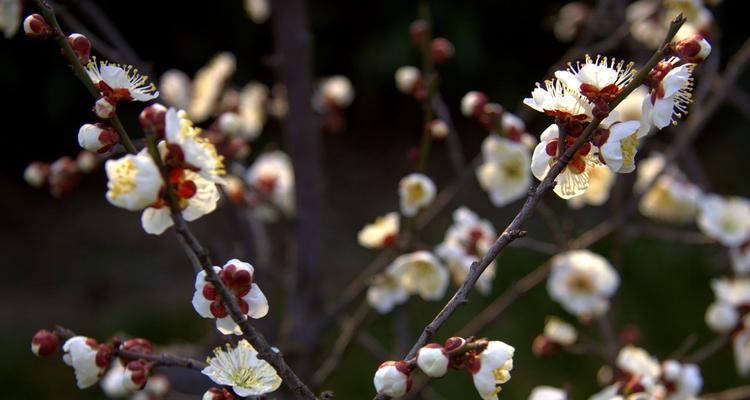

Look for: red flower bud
[66,33,92,64]
[31,329,60,357]
[430,38,455,63]
[23,14,53,39]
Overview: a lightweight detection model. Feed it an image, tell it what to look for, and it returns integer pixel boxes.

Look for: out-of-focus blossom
[661,359,702,400]
[553,2,589,42]
[697,195,750,247]
[24,161,49,188]
[367,272,409,314]
[730,243,750,275]
[705,277,750,333]
[461,91,489,118]
[477,135,531,207]
[567,164,615,209]
[245,150,295,221]
[0,0,21,38]
[734,316,750,377]
[543,317,577,346]
[387,251,448,301]
[635,153,702,225]
[614,86,649,123]
[315,75,354,111]
[395,66,421,95]
[617,346,662,389]
[159,69,192,111]
[202,340,281,397]
[530,386,567,400]
[398,173,436,217]
[358,212,399,249]
[244,0,270,23]
[63,336,113,389]
[189,53,236,122]
[547,250,620,319]
[192,259,269,335]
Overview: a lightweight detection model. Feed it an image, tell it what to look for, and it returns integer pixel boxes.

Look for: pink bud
[66,33,92,64]
[94,97,117,119]
[78,123,119,153]
[430,38,454,63]
[139,103,167,138]
[444,336,466,352]
[121,338,154,355]
[31,329,60,357]
[23,14,53,39]
[395,66,422,95]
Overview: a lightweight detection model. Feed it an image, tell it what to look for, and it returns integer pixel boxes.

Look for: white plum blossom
[192,259,269,335]
[358,212,399,249]
[159,69,192,111]
[547,250,620,319]
[416,343,449,378]
[641,61,694,129]
[661,359,702,400]
[63,336,112,389]
[567,164,615,209]
[235,82,269,140]
[523,79,592,120]
[477,135,532,207]
[244,0,270,23]
[188,52,236,123]
[734,316,750,377]
[374,361,411,398]
[164,108,226,183]
[531,124,597,199]
[697,195,750,247]
[316,75,355,110]
[202,340,281,397]
[395,66,421,94]
[597,112,642,174]
[731,244,750,275]
[470,340,515,400]
[387,251,449,301]
[398,173,436,217]
[84,59,159,103]
[529,386,567,400]
[617,346,662,390]
[141,170,220,235]
[105,151,162,211]
[367,272,409,314]
[436,207,497,295]
[555,55,635,100]
[543,317,578,346]
[705,301,739,334]
[704,277,750,333]
[635,153,702,224]
[246,150,296,221]
[100,362,131,398]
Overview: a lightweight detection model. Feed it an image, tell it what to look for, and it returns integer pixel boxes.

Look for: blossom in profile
[374,360,412,398]
[315,75,355,111]
[189,52,236,122]
[477,135,531,207]
[531,124,596,199]
[529,386,567,400]
[395,66,421,95]
[192,259,269,335]
[697,195,750,247]
[245,150,296,221]
[398,173,436,217]
[105,151,162,212]
[642,60,694,129]
[547,250,620,319]
[635,153,702,224]
[436,207,497,295]
[469,340,515,400]
[367,272,409,314]
[235,82,269,140]
[358,212,399,249]
[78,123,120,154]
[62,336,114,389]
[661,359,702,399]
[85,59,159,111]
[202,340,281,397]
[567,164,614,209]
[387,251,448,301]
[164,108,226,183]
[543,317,577,346]
[596,111,641,174]
[523,79,592,121]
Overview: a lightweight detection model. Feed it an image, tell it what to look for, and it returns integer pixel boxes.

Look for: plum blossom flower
[192,259,269,335]
[105,151,162,211]
[367,272,409,314]
[436,207,496,295]
[63,336,114,389]
[635,153,702,224]
[374,361,412,398]
[543,317,578,346]
[531,124,597,199]
[159,69,192,111]
[203,387,235,400]
[315,75,355,111]
[244,0,270,23]
[188,52,236,123]
[547,250,620,319]
[524,79,592,121]
[387,251,449,301]
[234,82,269,140]
[85,59,159,105]
[399,173,436,217]
[530,386,567,400]
[642,60,694,129]
[477,135,531,207]
[416,344,449,378]
[661,359,702,400]
[596,112,642,174]
[555,55,635,104]
[245,150,296,221]
[730,243,750,275]
[395,66,421,95]
[78,123,120,154]
[469,340,515,400]
[697,195,750,247]
[358,212,399,249]
[617,346,662,390]
[202,340,281,397]
[31,329,60,357]
[704,277,750,333]
[567,164,615,209]
[164,108,226,183]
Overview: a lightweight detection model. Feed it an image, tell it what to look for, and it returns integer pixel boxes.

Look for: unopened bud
[395,66,422,94]
[479,102,504,131]
[430,38,454,63]
[48,156,79,197]
[428,119,449,140]
[24,162,49,188]
[94,97,117,119]
[139,103,167,138]
[78,123,119,153]
[532,335,558,358]
[217,112,242,136]
[460,91,488,118]
[203,387,235,400]
[374,360,412,397]
[409,19,428,45]
[31,329,60,357]
[76,151,98,173]
[443,336,466,352]
[66,33,91,64]
[121,338,154,355]
[23,14,53,39]
[674,34,712,63]
[416,343,449,378]
[122,360,150,391]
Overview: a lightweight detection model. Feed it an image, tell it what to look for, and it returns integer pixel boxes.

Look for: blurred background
[1,0,749,398]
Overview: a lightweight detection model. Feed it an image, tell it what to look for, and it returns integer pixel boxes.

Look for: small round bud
[78,123,119,153]
[203,387,235,400]
[139,103,168,138]
[705,301,738,333]
[121,337,154,355]
[94,97,117,119]
[31,329,60,357]
[443,336,466,352]
[23,14,53,39]
[460,91,488,118]
[532,335,558,358]
[416,343,449,378]
[674,34,712,63]
[24,162,49,188]
[409,19,428,45]
[479,102,504,131]
[66,33,92,64]
[395,66,422,94]
[319,76,354,109]
[218,112,243,136]
[430,38,454,63]
[428,119,449,140]
[543,317,577,346]
[76,151,98,173]
[48,156,79,197]
[122,360,150,391]
[374,360,412,397]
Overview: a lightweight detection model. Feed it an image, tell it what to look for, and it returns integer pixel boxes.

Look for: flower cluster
[373,337,515,399]
[24,151,100,197]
